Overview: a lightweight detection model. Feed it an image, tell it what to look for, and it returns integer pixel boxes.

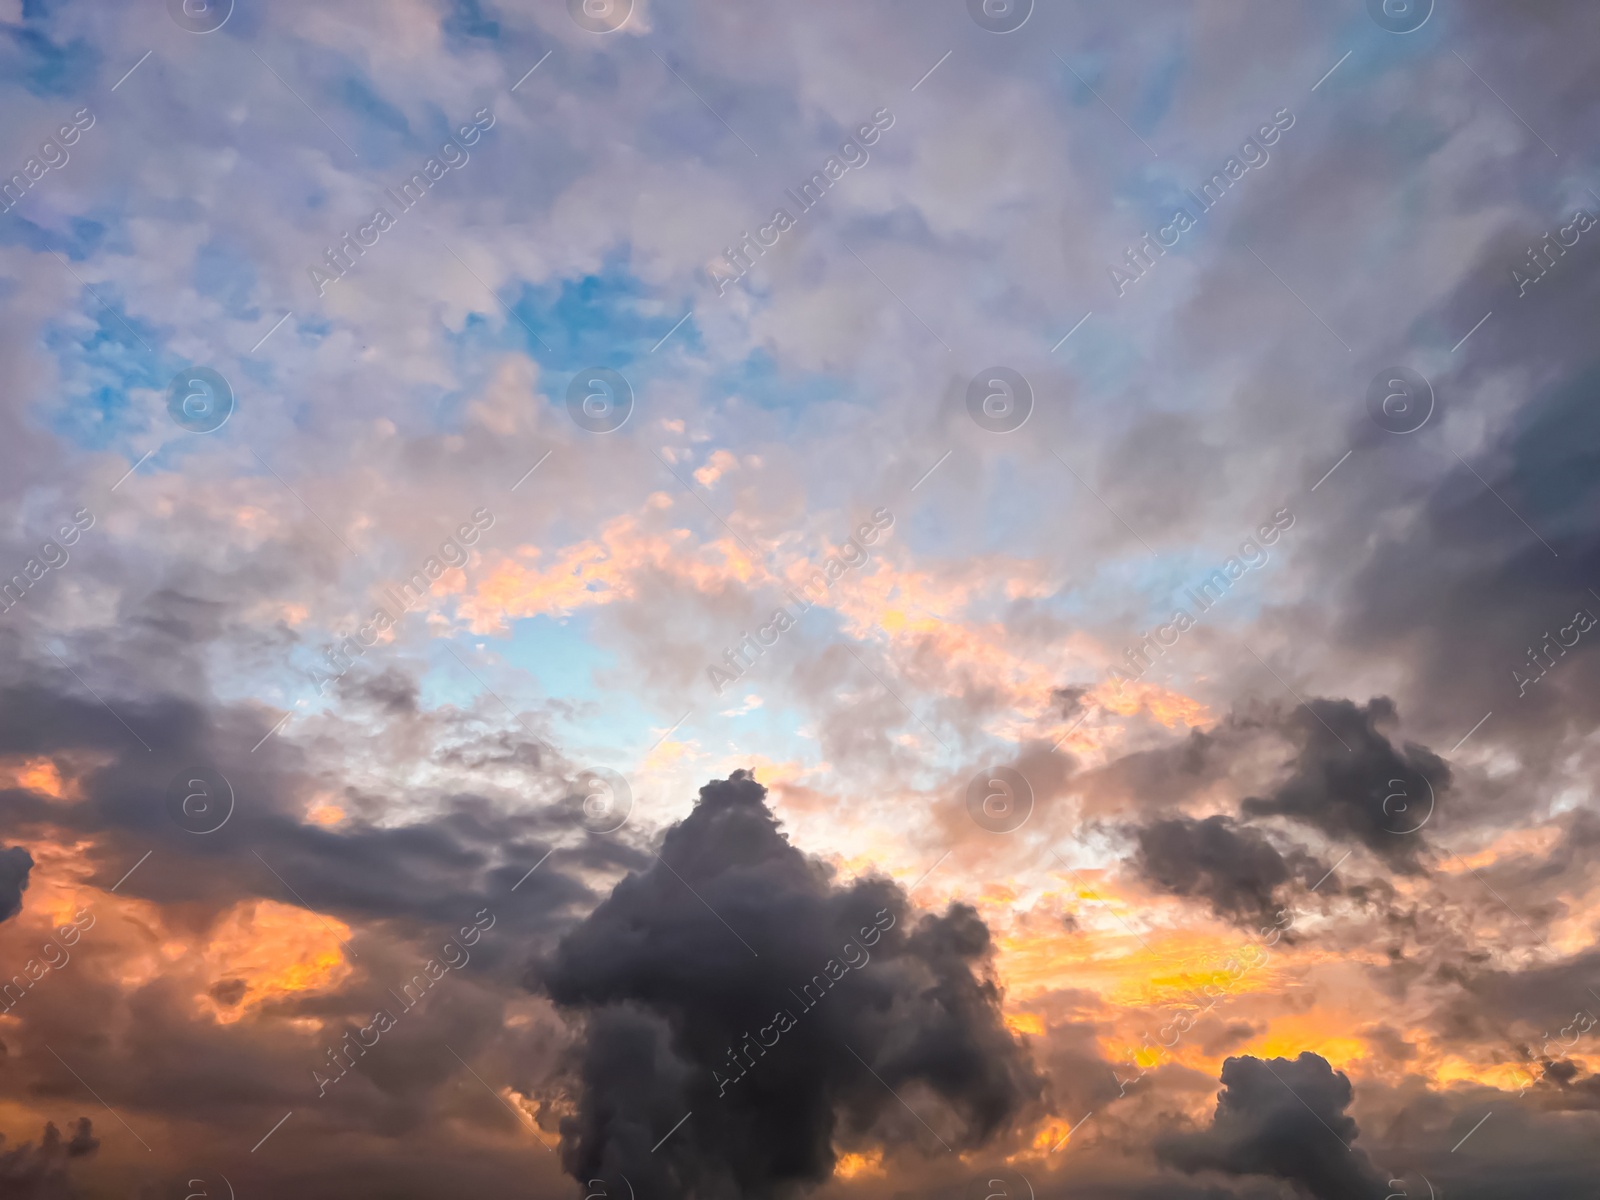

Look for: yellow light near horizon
[1234,1017,1367,1069]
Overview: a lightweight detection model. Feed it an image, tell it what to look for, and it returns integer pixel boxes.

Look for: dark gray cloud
[1241,698,1448,868]
[1366,1080,1600,1200]
[1071,707,1289,821]
[1297,165,1600,770]
[337,666,421,716]
[1156,1053,1385,1200]
[0,659,625,938]
[1438,943,1600,1041]
[0,0,1598,1195]
[0,1118,97,1200]
[1197,1021,1260,1059]
[1133,814,1325,928]
[0,663,617,1192]
[1051,685,1090,722]
[0,847,31,924]
[541,771,1042,1200]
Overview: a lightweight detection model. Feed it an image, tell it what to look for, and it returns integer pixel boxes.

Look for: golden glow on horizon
[1234,1020,1368,1070]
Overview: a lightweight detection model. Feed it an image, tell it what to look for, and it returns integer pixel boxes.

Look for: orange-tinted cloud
[192,900,353,1023]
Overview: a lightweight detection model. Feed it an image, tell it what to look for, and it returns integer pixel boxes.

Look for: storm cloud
[0,1118,98,1200]
[1133,814,1324,928]
[1241,698,1449,868]
[0,0,1597,1195]
[540,771,1042,1199]
[1156,1053,1386,1200]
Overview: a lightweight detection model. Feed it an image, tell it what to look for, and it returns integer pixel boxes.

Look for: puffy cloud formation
[0,1118,98,1200]
[1157,1053,1386,1200]
[541,772,1041,1199]
[1134,814,1323,928]
[0,0,1598,1196]
[1241,698,1450,868]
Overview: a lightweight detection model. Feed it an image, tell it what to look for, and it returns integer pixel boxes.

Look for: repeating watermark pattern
[1512,206,1596,297]
[568,0,632,34]
[1112,508,1295,687]
[0,908,97,1015]
[714,910,895,1097]
[582,1178,638,1200]
[308,110,497,296]
[706,109,895,298]
[706,508,895,694]
[1111,108,1295,298]
[182,1177,237,1200]
[574,767,633,834]
[310,506,495,695]
[314,908,496,1097]
[966,767,1034,834]
[1367,368,1434,434]
[167,0,233,33]
[0,508,95,615]
[1379,771,1435,835]
[9,1,1593,1191]
[0,108,95,215]
[167,367,235,433]
[1384,1173,1439,1200]
[1512,606,1595,697]
[1368,0,1433,35]
[967,0,1032,34]
[566,369,633,433]
[966,368,1033,433]
[1509,1007,1599,1095]
[971,1172,1035,1200]
[166,768,236,834]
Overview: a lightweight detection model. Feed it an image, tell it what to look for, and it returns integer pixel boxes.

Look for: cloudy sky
[1,0,1598,1196]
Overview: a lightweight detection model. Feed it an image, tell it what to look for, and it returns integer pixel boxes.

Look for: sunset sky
[2,1,1599,1198]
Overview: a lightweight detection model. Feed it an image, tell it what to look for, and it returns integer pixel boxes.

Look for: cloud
[0,660,622,1191]
[0,846,31,923]
[0,651,626,939]
[0,1118,98,1199]
[540,771,1041,1199]
[1156,1053,1386,1200]
[1241,698,1449,868]
[1133,815,1324,928]
[0,0,1598,1193]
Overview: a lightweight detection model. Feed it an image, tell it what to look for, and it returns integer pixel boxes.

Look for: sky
[0,0,1598,1197]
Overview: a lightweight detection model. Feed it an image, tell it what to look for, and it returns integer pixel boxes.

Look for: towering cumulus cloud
[539,771,1040,1199]
[1157,1052,1386,1200]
